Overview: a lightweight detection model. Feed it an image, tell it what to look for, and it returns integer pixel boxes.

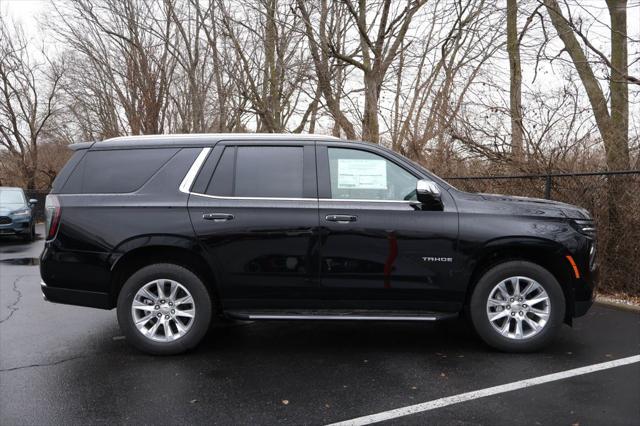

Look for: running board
[225,310,458,322]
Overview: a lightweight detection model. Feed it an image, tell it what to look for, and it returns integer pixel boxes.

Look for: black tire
[21,224,34,242]
[469,261,565,352]
[117,263,212,355]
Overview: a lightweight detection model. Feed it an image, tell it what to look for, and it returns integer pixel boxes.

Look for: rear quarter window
[51,150,86,193]
[62,148,178,194]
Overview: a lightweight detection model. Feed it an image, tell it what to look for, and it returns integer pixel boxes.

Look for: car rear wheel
[117,263,212,355]
[469,261,565,352]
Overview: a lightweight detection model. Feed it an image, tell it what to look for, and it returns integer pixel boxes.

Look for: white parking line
[327,354,640,426]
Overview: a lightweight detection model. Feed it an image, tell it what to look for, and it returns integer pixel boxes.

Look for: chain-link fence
[445,170,640,297]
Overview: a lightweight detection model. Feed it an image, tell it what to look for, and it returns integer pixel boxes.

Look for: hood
[477,193,591,220]
[0,204,27,215]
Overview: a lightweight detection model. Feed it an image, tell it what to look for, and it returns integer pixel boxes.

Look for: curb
[595,298,640,313]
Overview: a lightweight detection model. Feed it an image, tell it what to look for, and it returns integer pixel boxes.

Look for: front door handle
[326,214,357,223]
[203,213,234,222]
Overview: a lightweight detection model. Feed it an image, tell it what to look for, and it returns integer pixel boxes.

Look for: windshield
[0,189,26,206]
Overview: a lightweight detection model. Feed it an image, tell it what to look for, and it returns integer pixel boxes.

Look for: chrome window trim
[179,147,211,194]
[319,198,413,204]
[179,147,415,204]
[191,192,315,202]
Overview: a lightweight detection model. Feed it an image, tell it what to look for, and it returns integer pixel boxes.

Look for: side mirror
[416,179,443,211]
[29,199,38,205]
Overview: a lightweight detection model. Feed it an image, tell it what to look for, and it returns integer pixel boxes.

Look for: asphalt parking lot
[1,225,639,425]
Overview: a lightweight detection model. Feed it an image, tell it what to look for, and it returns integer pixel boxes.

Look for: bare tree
[296,0,357,138]
[542,0,634,268]
[543,0,630,171]
[215,0,312,132]
[328,0,428,143]
[385,0,503,169]
[190,0,249,132]
[0,15,63,189]
[506,0,523,160]
[52,0,177,136]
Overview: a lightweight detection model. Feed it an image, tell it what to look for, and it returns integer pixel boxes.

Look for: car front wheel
[117,263,212,355]
[469,261,565,352]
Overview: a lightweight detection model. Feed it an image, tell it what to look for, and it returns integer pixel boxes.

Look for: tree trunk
[507,0,524,161]
[606,0,630,171]
[604,0,631,278]
[362,73,380,143]
[264,0,280,132]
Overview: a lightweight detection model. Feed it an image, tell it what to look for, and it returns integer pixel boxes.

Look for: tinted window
[205,147,235,197]
[52,150,85,193]
[328,148,417,201]
[67,148,178,193]
[233,146,304,198]
[192,146,223,194]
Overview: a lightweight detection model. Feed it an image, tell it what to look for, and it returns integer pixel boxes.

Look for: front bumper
[574,298,594,317]
[572,259,598,318]
[0,216,31,234]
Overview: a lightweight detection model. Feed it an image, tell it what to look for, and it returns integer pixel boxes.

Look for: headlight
[12,209,30,217]
[571,219,596,238]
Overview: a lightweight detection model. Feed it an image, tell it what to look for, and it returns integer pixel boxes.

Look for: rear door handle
[325,214,357,223]
[203,213,234,222]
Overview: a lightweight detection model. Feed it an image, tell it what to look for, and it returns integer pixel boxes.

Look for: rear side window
[204,146,304,198]
[64,148,178,193]
[235,146,303,198]
[205,147,235,197]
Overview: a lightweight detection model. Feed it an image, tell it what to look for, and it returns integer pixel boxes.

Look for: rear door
[316,143,460,312]
[187,140,320,310]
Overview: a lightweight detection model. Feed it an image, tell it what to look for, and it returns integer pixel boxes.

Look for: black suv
[40,134,597,355]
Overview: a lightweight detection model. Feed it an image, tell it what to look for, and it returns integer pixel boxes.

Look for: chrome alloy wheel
[131,279,196,342]
[486,276,551,340]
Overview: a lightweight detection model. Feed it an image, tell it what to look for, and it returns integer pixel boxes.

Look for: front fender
[462,236,578,320]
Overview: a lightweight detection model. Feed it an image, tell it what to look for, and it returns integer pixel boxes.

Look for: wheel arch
[464,237,577,323]
[109,237,220,310]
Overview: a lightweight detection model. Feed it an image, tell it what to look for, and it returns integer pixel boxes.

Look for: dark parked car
[40,134,597,355]
[0,187,37,241]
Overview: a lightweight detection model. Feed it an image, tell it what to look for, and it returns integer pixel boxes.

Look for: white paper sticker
[337,159,387,189]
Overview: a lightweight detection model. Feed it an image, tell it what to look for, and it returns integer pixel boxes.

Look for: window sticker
[337,159,387,189]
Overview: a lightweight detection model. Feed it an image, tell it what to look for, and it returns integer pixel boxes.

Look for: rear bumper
[41,281,112,309]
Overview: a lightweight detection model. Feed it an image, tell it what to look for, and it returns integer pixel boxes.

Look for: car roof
[0,187,24,191]
[72,133,344,151]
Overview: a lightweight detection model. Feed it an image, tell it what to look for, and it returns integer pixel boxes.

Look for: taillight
[45,195,61,240]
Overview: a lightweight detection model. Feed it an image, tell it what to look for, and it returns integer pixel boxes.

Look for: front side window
[205,146,304,198]
[328,148,417,201]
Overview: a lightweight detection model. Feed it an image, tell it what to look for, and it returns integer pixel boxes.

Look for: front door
[187,141,320,310]
[316,144,460,312]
